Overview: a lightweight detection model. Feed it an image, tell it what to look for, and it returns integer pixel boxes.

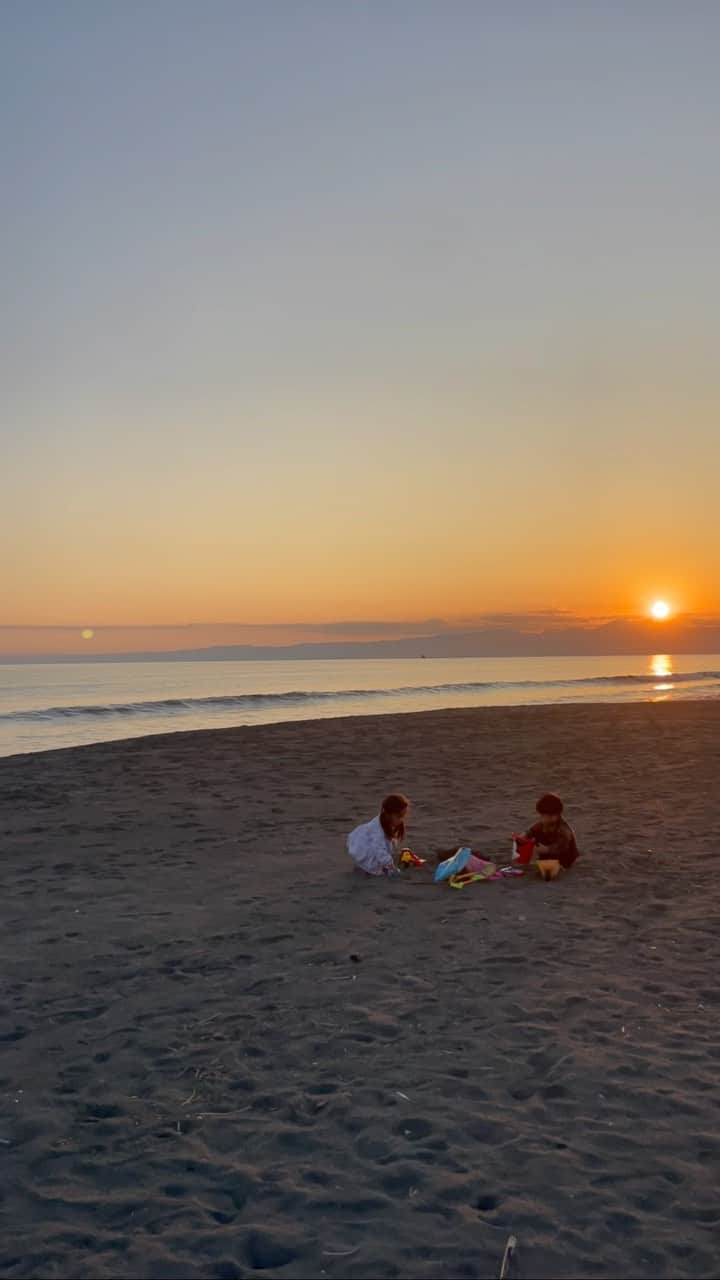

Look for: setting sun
[651,600,671,620]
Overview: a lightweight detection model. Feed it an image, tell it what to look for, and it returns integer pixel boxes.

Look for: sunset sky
[3,1,719,655]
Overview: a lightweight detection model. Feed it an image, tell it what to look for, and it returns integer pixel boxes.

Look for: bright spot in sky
[650,600,671,620]
[81,628,94,640]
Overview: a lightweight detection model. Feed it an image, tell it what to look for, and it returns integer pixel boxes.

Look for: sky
[2,1,719,655]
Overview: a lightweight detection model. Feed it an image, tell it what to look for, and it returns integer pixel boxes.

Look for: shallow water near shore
[1,652,718,756]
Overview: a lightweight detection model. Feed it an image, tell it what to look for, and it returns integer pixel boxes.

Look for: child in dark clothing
[525,793,579,869]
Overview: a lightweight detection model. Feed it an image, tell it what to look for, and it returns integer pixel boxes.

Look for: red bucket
[512,835,535,864]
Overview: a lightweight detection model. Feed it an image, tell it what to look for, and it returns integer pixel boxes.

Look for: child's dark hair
[536,792,564,816]
[380,792,409,840]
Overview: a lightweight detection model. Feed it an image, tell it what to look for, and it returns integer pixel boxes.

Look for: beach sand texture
[1,703,719,1280]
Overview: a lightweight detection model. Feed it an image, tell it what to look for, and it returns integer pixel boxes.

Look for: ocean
[0,653,718,758]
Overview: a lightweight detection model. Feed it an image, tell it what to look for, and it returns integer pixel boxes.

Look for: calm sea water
[0,654,718,757]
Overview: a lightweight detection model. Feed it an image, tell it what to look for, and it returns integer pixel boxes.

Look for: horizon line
[2,612,718,633]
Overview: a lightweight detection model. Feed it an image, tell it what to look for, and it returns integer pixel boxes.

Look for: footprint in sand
[355,1136,391,1160]
[475,1194,499,1212]
[381,1166,427,1195]
[239,1231,297,1270]
[394,1117,434,1142]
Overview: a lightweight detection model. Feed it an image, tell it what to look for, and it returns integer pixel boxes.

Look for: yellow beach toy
[536,858,561,881]
[449,862,498,889]
[400,849,426,867]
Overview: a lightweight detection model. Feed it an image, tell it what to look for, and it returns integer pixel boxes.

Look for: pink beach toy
[465,853,496,875]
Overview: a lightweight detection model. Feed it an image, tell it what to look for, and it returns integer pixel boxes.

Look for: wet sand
[1,702,719,1279]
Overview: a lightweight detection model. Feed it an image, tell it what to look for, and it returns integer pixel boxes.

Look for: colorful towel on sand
[436,849,524,886]
[451,856,524,886]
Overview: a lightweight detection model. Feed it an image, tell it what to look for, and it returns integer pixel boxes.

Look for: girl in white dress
[347,793,409,877]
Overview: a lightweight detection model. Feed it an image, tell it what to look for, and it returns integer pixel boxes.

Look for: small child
[347,793,409,877]
[525,793,579,868]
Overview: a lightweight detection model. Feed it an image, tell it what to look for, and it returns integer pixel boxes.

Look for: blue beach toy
[434,847,472,882]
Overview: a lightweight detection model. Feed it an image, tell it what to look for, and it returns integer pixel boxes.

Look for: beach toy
[537,858,561,881]
[449,864,497,889]
[512,834,535,865]
[449,872,483,889]
[434,847,472,882]
[400,849,426,867]
[466,853,496,874]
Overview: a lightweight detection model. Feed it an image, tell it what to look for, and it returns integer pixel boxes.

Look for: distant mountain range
[6,618,720,662]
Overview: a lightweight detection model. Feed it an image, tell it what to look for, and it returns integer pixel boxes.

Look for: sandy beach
[1,702,719,1280]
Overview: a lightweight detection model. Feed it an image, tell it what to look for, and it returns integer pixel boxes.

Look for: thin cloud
[1,611,715,637]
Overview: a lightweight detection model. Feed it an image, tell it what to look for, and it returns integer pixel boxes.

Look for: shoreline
[1,694,718,764]
[2,702,719,1279]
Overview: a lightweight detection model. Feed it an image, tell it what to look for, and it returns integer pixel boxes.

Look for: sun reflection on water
[650,654,674,699]
[650,654,673,678]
